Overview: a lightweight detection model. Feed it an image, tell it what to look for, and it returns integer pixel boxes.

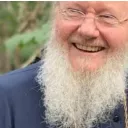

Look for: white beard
[37,33,128,128]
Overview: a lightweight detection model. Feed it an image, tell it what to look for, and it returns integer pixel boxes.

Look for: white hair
[37,28,128,128]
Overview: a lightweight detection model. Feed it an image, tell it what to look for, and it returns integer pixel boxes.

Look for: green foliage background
[0,2,53,73]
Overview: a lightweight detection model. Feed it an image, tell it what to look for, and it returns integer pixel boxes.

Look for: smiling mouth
[73,43,105,53]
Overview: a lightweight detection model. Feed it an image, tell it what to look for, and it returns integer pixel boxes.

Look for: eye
[66,8,84,17]
[99,14,116,19]
[98,14,119,25]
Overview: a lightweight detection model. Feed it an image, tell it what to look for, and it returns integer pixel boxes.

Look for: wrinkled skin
[55,2,128,72]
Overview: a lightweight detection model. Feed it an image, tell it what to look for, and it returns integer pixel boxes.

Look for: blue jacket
[0,62,126,128]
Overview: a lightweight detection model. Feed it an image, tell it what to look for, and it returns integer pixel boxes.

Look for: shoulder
[0,61,42,110]
[0,61,41,90]
[0,61,45,128]
[0,60,41,79]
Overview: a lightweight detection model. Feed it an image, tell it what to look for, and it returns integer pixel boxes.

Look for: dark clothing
[0,62,126,128]
[0,62,47,128]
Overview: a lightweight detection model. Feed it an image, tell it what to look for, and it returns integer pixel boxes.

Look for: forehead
[59,2,128,14]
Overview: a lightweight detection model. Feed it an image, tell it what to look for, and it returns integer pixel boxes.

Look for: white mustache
[69,35,106,47]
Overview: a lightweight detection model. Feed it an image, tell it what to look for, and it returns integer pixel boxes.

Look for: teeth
[75,44,103,52]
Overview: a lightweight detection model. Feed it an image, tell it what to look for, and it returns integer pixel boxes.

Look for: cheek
[55,18,78,43]
[100,27,128,51]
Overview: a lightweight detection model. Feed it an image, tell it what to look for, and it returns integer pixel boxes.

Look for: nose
[78,17,99,39]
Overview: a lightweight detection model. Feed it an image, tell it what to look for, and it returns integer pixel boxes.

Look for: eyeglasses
[60,8,128,27]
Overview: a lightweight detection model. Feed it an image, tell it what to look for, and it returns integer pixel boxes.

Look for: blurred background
[0,1,53,74]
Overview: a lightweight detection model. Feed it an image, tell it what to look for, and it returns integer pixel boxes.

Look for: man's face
[55,2,128,72]
[39,2,128,127]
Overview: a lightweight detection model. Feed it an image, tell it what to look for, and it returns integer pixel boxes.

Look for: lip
[72,43,105,53]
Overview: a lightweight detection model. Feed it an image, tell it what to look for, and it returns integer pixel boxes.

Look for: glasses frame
[59,7,128,27]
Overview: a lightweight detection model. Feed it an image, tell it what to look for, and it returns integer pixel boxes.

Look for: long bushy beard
[37,33,128,128]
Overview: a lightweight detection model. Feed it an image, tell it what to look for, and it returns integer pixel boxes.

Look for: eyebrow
[73,2,88,9]
[61,2,125,18]
[65,2,117,14]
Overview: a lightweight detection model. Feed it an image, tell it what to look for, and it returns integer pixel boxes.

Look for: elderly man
[0,1,128,128]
